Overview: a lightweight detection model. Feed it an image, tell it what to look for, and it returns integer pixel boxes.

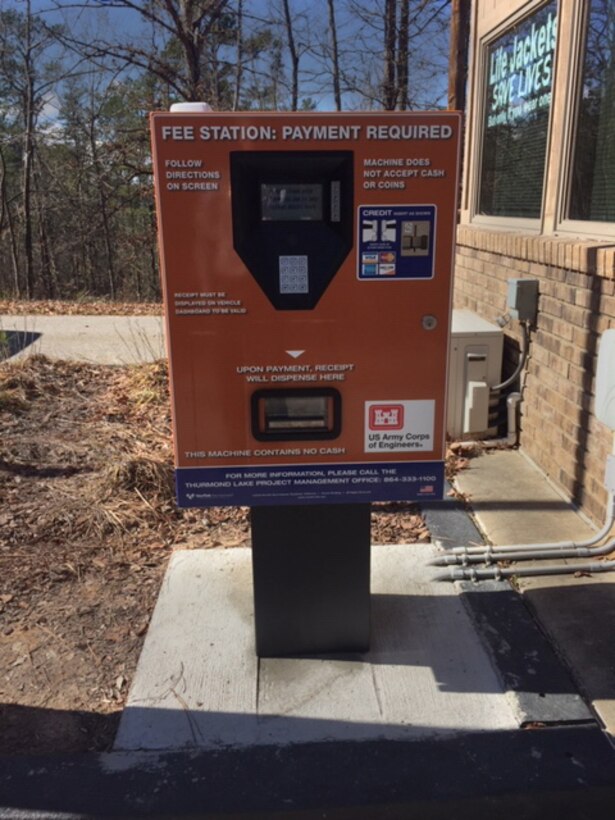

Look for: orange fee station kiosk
[151,107,461,656]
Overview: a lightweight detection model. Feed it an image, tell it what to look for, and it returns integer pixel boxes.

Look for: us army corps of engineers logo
[365,400,435,452]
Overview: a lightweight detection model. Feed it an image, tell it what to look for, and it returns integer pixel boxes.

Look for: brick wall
[454,226,615,523]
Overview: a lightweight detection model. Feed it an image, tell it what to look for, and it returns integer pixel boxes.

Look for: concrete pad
[0,314,165,364]
[454,449,595,545]
[115,545,518,751]
[115,549,258,750]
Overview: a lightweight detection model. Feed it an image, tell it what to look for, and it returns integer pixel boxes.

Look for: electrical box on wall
[150,110,461,507]
[507,279,539,323]
[447,310,503,439]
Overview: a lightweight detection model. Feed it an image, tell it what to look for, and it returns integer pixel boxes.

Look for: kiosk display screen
[261,183,323,221]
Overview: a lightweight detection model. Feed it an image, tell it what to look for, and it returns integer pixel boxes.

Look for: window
[568,1,615,223]
[478,1,558,218]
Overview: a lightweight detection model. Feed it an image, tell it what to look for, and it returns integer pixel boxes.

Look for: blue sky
[7,0,450,112]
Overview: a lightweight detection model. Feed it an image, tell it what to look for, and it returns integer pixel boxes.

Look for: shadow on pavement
[521,581,615,702]
[0,705,614,819]
[0,329,42,359]
[0,702,120,755]
[459,499,580,511]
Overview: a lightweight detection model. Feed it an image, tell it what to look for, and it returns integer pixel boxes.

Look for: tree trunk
[33,160,57,298]
[233,0,244,110]
[22,0,35,298]
[383,0,397,110]
[282,0,299,110]
[397,0,409,110]
[0,144,5,234]
[327,0,342,111]
[448,0,471,112]
[149,200,160,300]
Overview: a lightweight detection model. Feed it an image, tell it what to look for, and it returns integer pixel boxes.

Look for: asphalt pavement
[0,314,165,364]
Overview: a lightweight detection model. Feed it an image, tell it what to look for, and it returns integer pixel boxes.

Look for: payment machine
[151,110,461,656]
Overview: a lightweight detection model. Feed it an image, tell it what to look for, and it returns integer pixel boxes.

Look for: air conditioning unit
[447,309,503,439]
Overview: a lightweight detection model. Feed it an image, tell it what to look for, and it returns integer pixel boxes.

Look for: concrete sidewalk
[115,544,521,752]
[454,448,615,735]
[116,505,595,755]
[105,454,611,815]
[0,314,165,364]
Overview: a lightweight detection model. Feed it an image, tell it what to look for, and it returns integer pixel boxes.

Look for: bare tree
[53,0,233,103]
[383,0,397,109]
[448,0,470,111]
[326,0,342,110]
[281,0,300,110]
[0,1,67,297]
[397,0,409,110]
[233,0,244,109]
[334,0,450,110]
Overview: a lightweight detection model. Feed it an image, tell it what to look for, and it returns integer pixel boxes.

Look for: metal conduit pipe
[434,557,615,583]
[430,493,615,567]
[506,392,521,446]
[489,321,530,393]
[430,517,615,568]
[438,453,615,563]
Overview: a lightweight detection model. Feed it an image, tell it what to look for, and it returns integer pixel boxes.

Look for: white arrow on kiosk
[286,350,305,359]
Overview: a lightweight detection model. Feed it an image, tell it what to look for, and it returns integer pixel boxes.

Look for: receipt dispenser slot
[252,389,341,441]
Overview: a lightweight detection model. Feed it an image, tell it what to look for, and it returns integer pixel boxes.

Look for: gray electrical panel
[507,279,539,323]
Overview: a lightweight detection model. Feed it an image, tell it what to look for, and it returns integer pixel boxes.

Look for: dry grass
[0,353,437,755]
[0,389,29,414]
[0,357,45,412]
[124,360,169,407]
[102,455,175,498]
[0,298,162,316]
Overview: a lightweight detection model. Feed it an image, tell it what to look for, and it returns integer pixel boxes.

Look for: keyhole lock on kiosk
[151,110,461,656]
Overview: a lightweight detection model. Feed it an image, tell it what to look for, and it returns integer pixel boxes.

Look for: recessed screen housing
[231,151,353,310]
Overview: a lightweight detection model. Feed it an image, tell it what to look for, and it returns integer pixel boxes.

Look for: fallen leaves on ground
[0,299,162,316]
[0,354,431,755]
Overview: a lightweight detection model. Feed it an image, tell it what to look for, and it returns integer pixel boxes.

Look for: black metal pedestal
[250,503,371,657]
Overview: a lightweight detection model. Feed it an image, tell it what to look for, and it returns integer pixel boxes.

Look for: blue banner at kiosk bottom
[176,461,445,507]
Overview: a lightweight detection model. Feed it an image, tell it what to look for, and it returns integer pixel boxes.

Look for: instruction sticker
[176,460,444,506]
[358,205,436,280]
[365,400,434,452]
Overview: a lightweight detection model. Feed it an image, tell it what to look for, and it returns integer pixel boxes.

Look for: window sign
[478,1,558,218]
[569,0,615,223]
